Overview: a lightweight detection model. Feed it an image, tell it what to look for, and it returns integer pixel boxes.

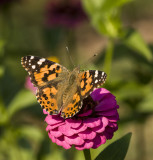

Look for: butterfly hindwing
[61,87,82,119]
[36,84,59,115]
[80,70,107,98]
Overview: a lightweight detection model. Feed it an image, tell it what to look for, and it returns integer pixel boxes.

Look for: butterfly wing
[60,86,82,119]
[59,70,107,119]
[21,56,68,87]
[21,55,69,115]
[80,70,107,98]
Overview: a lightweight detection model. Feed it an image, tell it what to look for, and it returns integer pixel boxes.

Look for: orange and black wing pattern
[21,56,68,115]
[21,56,68,87]
[80,70,107,98]
[36,84,59,115]
[60,87,82,119]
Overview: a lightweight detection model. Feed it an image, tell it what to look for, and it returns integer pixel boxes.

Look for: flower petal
[91,88,110,101]
[78,129,96,140]
[92,135,106,149]
[65,135,84,145]
[97,109,118,117]
[58,124,75,136]
[93,117,109,133]
[46,122,65,130]
[75,140,94,150]
[45,115,64,125]
[77,110,93,117]
[56,136,71,149]
[95,97,117,112]
[83,117,101,128]
[50,128,63,138]
[66,119,82,128]
[72,124,88,133]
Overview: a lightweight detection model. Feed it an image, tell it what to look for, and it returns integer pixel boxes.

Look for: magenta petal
[93,117,109,133]
[45,115,64,125]
[77,110,93,117]
[92,135,106,149]
[25,77,36,93]
[72,124,88,133]
[58,124,75,136]
[95,97,117,112]
[98,109,118,117]
[48,133,56,143]
[46,122,65,130]
[108,115,119,122]
[43,109,48,114]
[78,129,96,140]
[66,119,82,128]
[75,140,94,150]
[83,140,94,149]
[83,117,101,128]
[65,135,84,145]
[56,136,71,149]
[91,88,110,101]
[50,129,63,138]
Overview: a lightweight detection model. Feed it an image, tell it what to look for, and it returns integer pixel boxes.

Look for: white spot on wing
[37,61,42,65]
[32,65,36,69]
[102,72,105,76]
[37,58,46,65]
[31,56,34,59]
[95,79,98,83]
[39,58,45,62]
[95,70,98,77]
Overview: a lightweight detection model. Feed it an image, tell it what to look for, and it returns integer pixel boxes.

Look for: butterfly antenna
[66,46,75,67]
[80,53,98,70]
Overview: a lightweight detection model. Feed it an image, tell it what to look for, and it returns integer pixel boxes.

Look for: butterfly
[21,56,107,119]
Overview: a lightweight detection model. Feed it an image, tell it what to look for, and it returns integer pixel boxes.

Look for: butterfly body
[21,56,107,118]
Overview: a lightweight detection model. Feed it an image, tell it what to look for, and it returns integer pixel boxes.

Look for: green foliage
[7,89,36,119]
[95,133,132,160]
[82,0,133,38]
[123,29,152,61]
[0,0,153,160]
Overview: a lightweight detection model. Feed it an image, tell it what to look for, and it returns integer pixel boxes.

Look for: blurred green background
[0,0,153,160]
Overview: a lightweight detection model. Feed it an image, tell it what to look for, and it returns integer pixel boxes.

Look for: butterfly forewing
[36,85,59,115]
[21,56,68,87]
[80,70,107,98]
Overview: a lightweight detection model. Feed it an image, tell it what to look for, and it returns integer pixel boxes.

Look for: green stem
[104,38,114,81]
[83,149,92,160]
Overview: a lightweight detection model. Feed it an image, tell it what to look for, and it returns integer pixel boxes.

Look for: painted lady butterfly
[21,56,107,118]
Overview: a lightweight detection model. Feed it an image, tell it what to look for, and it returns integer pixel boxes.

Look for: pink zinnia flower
[44,88,119,150]
[25,77,36,93]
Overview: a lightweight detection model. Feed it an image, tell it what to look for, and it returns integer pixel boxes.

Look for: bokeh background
[0,0,153,160]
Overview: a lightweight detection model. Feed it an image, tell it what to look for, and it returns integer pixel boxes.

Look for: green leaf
[100,0,133,12]
[124,29,152,61]
[82,0,132,38]
[7,89,36,118]
[95,133,132,160]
